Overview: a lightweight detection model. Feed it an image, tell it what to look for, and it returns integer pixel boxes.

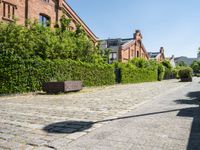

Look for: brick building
[148,47,165,62]
[101,30,149,63]
[0,0,98,44]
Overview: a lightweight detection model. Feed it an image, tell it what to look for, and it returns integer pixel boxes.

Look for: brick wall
[119,41,148,62]
[0,0,19,23]
[0,0,98,43]
[0,0,57,26]
[29,0,57,27]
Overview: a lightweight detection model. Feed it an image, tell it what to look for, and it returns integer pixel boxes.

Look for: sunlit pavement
[0,79,197,150]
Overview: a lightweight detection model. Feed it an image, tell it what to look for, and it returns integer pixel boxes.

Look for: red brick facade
[148,47,165,62]
[0,0,98,43]
[119,30,149,62]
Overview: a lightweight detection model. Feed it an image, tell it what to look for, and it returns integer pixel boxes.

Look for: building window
[42,0,49,2]
[109,52,117,63]
[39,14,50,27]
[137,51,140,57]
[107,40,119,47]
[2,1,17,21]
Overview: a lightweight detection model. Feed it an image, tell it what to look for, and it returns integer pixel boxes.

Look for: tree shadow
[175,91,200,105]
[174,91,200,150]
[43,121,93,134]
[42,109,185,134]
[177,107,200,150]
[42,91,200,150]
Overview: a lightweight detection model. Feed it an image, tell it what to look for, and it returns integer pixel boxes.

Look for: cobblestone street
[0,79,197,150]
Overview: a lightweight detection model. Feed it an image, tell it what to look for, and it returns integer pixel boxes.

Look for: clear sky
[67,0,200,58]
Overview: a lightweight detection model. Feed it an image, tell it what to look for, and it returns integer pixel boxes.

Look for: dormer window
[39,14,50,27]
[2,1,17,21]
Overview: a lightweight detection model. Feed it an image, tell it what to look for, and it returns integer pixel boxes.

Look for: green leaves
[191,60,200,73]
[0,20,112,94]
[117,59,158,84]
[0,20,102,63]
[178,67,193,80]
[0,59,115,94]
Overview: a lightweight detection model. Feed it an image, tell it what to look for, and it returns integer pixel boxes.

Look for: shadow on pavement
[43,109,185,134]
[43,91,200,150]
[177,107,200,150]
[175,91,200,150]
[175,91,200,105]
[43,121,93,134]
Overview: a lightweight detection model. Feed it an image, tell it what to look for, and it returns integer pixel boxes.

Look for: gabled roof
[121,39,149,58]
[148,52,160,58]
[62,1,99,43]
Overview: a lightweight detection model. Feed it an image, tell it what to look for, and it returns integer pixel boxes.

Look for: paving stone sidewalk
[0,79,193,149]
[66,78,200,150]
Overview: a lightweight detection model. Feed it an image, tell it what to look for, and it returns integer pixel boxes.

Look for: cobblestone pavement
[66,78,200,150]
[0,79,194,150]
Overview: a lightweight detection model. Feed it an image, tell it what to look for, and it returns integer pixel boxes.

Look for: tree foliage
[191,60,200,73]
[0,18,103,63]
[178,67,193,81]
[0,59,115,94]
[115,58,158,83]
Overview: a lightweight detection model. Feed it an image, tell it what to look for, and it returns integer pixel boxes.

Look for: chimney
[160,47,164,54]
[58,0,62,9]
[134,30,142,41]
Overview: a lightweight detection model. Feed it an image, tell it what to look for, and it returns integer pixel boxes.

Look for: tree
[191,60,200,73]
[177,61,187,67]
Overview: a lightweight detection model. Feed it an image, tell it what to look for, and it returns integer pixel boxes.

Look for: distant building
[166,55,176,68]
[148,47,165,62]
[198,53,200,59]
[100,30,149,63]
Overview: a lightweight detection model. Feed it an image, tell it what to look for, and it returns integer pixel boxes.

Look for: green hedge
[0,59,115,94]
[157,63,165,81]
[178,67,193,81]
[117,62,158,84]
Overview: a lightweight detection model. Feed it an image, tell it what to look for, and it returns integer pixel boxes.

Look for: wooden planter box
[43,81,82,94]
[180,78,192,82]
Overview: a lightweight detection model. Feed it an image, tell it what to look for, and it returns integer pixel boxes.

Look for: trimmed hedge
[117,62,158,84]
[0,59,115,94]
[157,63,165,81]
[178,67,193,82]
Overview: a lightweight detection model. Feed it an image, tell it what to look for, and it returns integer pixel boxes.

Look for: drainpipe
[25,0,28,26]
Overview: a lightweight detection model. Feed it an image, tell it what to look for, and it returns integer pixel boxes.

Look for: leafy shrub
[157,63,165,81]
[161,60,174,79]
[0,21,103,63]
[0,19,115,94]
[178,67,193,81]
[116,59,158,84]
[191,60,200,74]
[0,59,115,94]
[172,68,179,79]
[177,61,187,67]
[129,58,150,68]
[194,74,200,77]
[162,60,173,70]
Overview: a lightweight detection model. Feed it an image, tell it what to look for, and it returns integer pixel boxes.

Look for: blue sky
[67,0,200,58]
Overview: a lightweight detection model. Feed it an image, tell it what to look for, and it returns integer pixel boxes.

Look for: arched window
[39,14,50,27]
[137,51,140,57]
